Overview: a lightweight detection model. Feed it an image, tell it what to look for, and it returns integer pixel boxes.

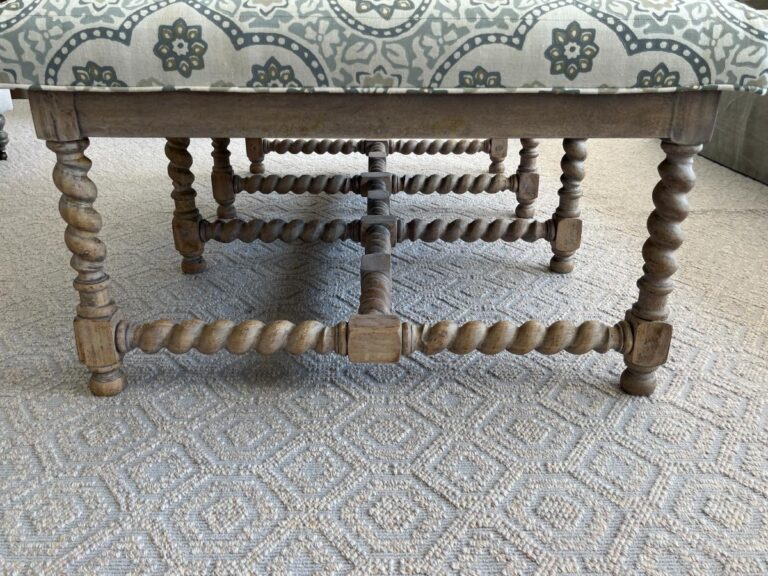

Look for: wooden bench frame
[27,89,721,397]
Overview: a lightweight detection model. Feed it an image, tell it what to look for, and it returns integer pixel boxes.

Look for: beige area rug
[0,101,767,575]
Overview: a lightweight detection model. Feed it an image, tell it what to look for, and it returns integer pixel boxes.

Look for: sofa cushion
[1,0,766,94]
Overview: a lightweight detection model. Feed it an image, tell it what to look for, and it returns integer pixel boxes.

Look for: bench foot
[180,257,207,275]
[88,369,127,397]
[620,367,656,396]
[549,258,575,275]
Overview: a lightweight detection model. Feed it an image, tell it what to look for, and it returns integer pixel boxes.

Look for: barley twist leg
[211,138,236,220]
[49,139,125,396]
[621,141,701,396]
[550,138,587,273]
[166,138,206,274]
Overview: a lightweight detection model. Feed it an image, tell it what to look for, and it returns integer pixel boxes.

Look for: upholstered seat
[1,0,766,94]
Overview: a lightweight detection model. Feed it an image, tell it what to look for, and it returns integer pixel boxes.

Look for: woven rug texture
[0,102,767,575]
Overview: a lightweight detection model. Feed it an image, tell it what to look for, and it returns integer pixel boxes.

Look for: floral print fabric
[0,0,766,94]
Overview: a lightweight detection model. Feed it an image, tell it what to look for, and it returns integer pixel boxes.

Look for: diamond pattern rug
[0,102,766,574]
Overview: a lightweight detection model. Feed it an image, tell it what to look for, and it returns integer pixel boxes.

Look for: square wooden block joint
[74,317,121,368]
[359,172,394,196]
[347,314,402,363]
[360,215,399,245]
[517,172,540,201]
[553,218,582,252]
[172,217,203,252]
[489,139,508,157]
[629,321,673,368]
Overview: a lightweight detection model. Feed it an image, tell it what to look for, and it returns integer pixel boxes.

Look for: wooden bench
[2,0,766,397]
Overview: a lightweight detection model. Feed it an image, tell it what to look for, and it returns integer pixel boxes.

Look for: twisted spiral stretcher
[235,173,518,196]
[199,217,554,245]
[259,138,491,156]
[119,318,633,358]
[157,139,605,365]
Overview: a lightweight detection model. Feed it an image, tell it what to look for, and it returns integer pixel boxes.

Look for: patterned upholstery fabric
[0,0,766,94]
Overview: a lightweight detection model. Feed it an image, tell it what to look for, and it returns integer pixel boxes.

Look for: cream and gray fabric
[1,103,768,573]
[0,0,767,94]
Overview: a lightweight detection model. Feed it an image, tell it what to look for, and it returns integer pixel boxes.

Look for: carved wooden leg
[550,138,586,274]
[0,113,8,161]
[49,139,125,396]
[211,138,236,219]
[516,138,540,219]
[621,141,701,396]
[488,138,508,174]
[166,138,206,274]
[246,137,265,175]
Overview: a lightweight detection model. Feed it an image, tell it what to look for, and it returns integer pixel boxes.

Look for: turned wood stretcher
[3,0,766,397]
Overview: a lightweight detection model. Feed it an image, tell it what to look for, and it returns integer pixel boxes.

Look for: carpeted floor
[0,101,767,575]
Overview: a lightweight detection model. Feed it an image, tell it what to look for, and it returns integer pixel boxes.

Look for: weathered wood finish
[250,138,492,158]
[121,317,632,360]
[620,141,701,396]
[550,139,587,274]
[488,138,508,174]
[33,89,719,397]
[125,318,346,355]
[166,138,206,274]
[246,137,265,175]
[515,138,540,219]
[236,172,519,195]
[348,142,402,363]
[199,216,553,245]
[234,138,539,220]
[402,319,632,356]
[211,138,236,220]
[347,315,402,363]
[227,137,534,224]
[218,136,540,228]
[32,91,719,142]
[358,142,394,318]
[49,138,125,396]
